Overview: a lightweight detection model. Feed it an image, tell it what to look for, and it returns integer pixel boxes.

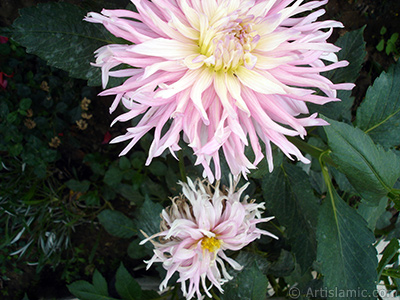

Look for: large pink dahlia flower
[85,0,354,181]
[140,177,277,299]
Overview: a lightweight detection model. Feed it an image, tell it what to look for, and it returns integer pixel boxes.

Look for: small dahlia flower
[140,177,277,300]
[85,0,354,181]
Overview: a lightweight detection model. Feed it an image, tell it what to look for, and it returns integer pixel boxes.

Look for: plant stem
[210,289,222,300]
[287,136,337,167]
[178,150,187,182]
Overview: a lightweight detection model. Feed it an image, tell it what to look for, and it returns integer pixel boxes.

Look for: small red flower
[0,72,14,90]
[102,131,112,144]
[0,36,9,44]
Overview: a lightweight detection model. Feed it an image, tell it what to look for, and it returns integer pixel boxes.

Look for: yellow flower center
[201,236,222,252]
[198,13,259,72]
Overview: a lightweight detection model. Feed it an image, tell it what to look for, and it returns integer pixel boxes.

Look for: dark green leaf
[65,179,91,193]
[104,166,123,187]
[119,156,131,171]
[262,162,318,273]
[67,279,116,300]
[377,239,400,279]
[92,270,108,296]
[117,183,144,204]
[148,161,168,176]
[133,196,163,238]
[11,2,114,86]
[221,261,268,300]
[268,249,295,277]
[115,263,142,300]
[6,112,18,124]
[127,238,149,259]
[22,293,29,300]
[309,28,365,121]
[324,118,400,203]
[140,290,160,300]
[98,209,136,238]
[317,187,377,299]
[356,61,400,148]
[324,27,366,84]
[130,151,146,169]
[19,98,32,110]
[309,89,354,122]
[9,143,23,156]
[80,191,100,207]
[357,197,388,231]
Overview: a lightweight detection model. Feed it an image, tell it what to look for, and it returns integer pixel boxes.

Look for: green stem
[178,150,187,182]
[319,150,333,189]
[267,275,280,295]
[287,136,337,167]
[210,288,222,300]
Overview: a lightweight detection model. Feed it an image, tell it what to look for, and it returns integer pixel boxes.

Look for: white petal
[190,68,214,124]
[235,67,286,95]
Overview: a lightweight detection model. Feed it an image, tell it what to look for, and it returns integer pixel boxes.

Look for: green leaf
[92,270,108,296]
[6,111,18,124]
[268,249,295,277]
[382,268,400,279]
[376,39,385,52]
[324,118,400,203]
[324,27,366,84]
[356,61,400,148]
[148,161,168,176]
[309,28,365,121]
[115,263,142,300]
[357,197,388,231]
[19,98,32,111]
[11,2,114,86]
[262,162,318,273]
[390,33,399,43]
[140,290,160,300]
[65,179,91,193]
[98,209,136,239]
[377,239,400,279]
[310,89,354,122]
[22,293,30,300]
[133,196,163,238]
[67,277,117,300]
[128,238,149,259]
[117,183,144,204]
[317,187,377,300]
[9,143,23,156]
[119,156,131,171]
[104,166,124,187]
[221,261,268,300]
[80,191,100,207]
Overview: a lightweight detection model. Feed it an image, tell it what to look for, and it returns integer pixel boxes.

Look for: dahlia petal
[225,72,250,115]
[155,69,199,99]
[236,67,286,95]
[190,69,214,124]
[141,177,274,299]
[88,0,355,182]
[214,73,237,118]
